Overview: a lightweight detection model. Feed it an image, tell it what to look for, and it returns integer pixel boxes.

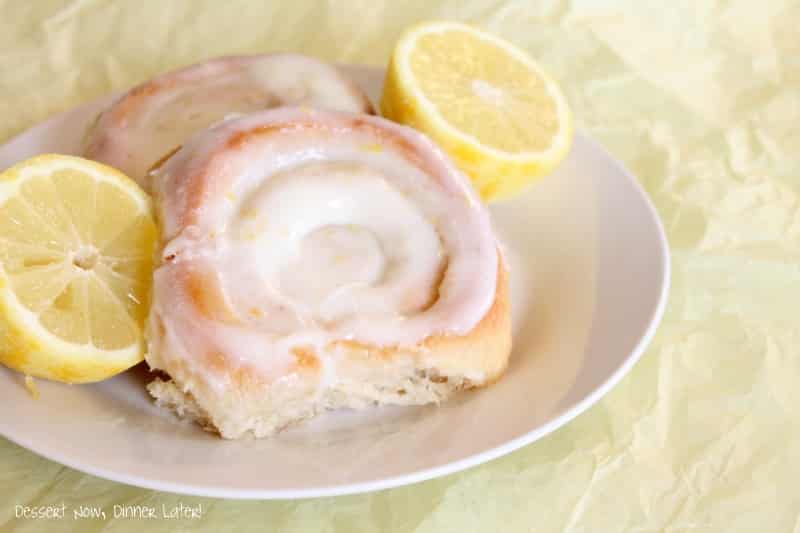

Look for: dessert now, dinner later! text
[14,502,203,520]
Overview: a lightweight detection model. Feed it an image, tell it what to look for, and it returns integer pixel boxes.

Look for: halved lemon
[381,21,573,201]
[0,154,157,383]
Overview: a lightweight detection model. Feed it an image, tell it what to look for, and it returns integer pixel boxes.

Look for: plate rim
[0,81,670,501]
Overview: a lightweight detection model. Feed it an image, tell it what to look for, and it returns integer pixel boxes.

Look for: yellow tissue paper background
[1,0,799,531]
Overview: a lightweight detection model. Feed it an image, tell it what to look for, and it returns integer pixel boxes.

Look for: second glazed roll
[84,54,373,191]
[146,108,511,438]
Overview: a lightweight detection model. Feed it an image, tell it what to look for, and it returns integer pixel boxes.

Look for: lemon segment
[381,21,574,201]
[0,154,156,384]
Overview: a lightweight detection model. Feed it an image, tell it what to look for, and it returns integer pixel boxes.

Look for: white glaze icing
[148,108,498,390]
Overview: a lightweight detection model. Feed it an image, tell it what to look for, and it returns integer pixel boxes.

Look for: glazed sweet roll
[84,54,373,191]
[146,108,511,438]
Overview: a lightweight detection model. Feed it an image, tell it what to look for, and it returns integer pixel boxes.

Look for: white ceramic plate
[0,65,669,499]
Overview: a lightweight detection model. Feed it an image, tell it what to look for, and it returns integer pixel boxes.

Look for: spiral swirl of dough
[146,108,505,436]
